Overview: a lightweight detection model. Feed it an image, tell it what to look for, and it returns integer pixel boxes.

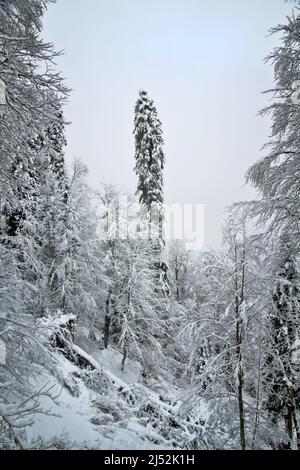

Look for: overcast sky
[43,0,293,247]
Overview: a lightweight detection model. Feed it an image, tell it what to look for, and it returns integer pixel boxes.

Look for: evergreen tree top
[133,90,165,211]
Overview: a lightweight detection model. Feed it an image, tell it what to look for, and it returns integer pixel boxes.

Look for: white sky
[43,0,293,247]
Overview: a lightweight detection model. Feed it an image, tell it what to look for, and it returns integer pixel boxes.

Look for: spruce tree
[134,90,165,220]
[133,90,169,293]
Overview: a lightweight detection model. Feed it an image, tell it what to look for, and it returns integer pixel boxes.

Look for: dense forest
[0,0,299,450]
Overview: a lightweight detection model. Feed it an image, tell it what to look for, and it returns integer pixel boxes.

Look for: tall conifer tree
[133,90,168,293]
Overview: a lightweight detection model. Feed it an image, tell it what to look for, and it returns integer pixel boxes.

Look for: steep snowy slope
[25,340,205,450]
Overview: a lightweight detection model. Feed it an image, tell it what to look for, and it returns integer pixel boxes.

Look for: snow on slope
[27,355,100,448]
[26,347,172,449]
[94,347,142,384]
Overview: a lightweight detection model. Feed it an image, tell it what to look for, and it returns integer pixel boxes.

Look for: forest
[0,0,299,451]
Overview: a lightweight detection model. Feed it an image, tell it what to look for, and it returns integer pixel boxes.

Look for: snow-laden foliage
[246,12,300,248]
[134,90,165,215]
[1,0,300,452]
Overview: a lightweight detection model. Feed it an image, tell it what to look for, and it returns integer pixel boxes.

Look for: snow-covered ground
[95,347,142,384]
[27,355,101,448]
[25,342,188,449]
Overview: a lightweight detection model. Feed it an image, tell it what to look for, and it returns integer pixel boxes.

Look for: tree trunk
[121,344,127,371]
[236,308,246,450]
[104,289,111,349]
[286,396,294,449]
[237,362,246,450]
[293,407,300,450]
[104,314,110,349]
[175,264,180,302]
[234,239,246,450]
[285,387,298,450]
[251,326,262,450]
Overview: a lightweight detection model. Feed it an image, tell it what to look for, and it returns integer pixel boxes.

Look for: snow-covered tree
[168,240,189,303]
[0,0,68,217]
[96,185,166,370]
[96,184,121,349]
[243,11,300,449]
[134,90,165,227]
[0,0,69,446]
[133,90,168,295]
[246,12,300,248]
[263,238,300,449]
[113,239,164,371]
[180,211,266,449]
[62,161,107,331]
